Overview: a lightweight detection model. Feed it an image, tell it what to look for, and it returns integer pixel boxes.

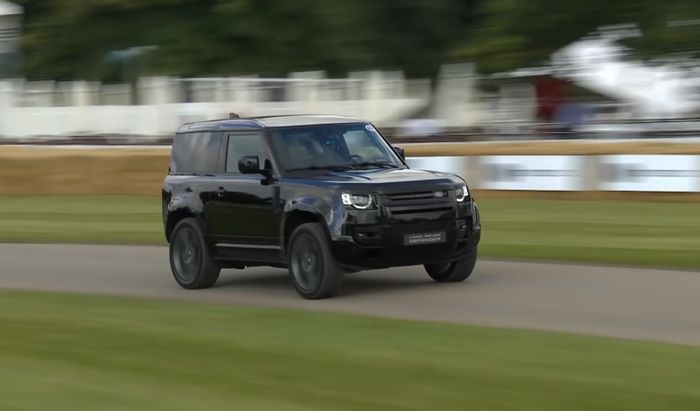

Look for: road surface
[2,243,700,346]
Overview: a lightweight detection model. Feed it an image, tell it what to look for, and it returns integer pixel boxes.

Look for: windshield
[268,123,404,172]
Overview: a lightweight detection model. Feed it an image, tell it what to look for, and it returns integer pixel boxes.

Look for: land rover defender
[162,115,481,299]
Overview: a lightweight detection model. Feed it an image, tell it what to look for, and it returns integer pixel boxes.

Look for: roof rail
[182,113,356,127]
[246,114,305,119]
[246,114,355,120]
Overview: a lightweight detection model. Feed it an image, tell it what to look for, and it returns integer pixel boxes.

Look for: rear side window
[170,132,221,174]
[225,132,267,173]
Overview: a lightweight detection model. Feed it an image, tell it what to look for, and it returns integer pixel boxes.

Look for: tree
[17,0,480,80]
[452,0,700,73]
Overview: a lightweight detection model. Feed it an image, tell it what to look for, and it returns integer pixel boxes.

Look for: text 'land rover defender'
[162,115,481,299]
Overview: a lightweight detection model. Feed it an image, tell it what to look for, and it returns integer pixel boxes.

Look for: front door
[211,131,279,247]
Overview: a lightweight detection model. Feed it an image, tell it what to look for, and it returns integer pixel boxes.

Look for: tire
[287,223,344,299]
[424,248,478,282]
[169,218,220,289]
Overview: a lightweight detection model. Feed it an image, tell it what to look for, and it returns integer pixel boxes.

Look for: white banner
[599,155,700,192]
[406,156,469,179]
[479,156,585,191]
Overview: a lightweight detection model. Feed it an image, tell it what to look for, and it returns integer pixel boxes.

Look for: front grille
[386,191,447,202]
[382,189,454,219]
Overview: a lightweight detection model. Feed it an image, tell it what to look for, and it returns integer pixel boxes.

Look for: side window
[226,132,267,173]
[170,132,221,174]
[190,132,222,173]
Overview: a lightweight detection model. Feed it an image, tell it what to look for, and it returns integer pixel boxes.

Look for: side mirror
[393,145,405,160]
[238,155,260,174]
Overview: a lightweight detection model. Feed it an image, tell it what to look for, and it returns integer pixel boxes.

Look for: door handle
[217,186,226,197]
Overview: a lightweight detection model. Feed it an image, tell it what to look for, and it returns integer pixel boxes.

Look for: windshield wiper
[286,165,355,172]
[352,161,399,169]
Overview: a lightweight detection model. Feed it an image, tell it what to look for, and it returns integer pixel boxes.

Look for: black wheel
[169,218,220,289]
[424,248,478,282]
[288,223,343,299]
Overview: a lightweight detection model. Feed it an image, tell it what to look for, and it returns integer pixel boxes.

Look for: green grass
[1,289,699,411]
[0,195,163,245]
[1,195,699,268]
[479,199,700,268]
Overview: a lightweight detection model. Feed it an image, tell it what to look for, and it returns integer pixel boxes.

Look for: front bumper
[330,200,481,270]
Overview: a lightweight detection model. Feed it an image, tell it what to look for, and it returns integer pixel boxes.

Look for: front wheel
[424,248,477,282]
[288,223,343,299]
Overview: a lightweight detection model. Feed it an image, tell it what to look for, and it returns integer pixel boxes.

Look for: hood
[286,168,465,189]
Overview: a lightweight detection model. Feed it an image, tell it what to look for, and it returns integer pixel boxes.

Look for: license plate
[404,232,446,246]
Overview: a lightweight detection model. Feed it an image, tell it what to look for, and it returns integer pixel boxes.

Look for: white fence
[0,72,434,138]
[407,155,700,192]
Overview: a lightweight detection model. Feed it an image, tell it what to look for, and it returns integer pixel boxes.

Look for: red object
[535,77,567,122]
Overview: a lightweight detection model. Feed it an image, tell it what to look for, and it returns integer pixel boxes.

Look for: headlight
[341,193,373,209]
[456,185,469,202]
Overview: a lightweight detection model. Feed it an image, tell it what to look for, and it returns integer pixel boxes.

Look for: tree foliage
[17,0,477,80]
[14,0,700,79]
[455,0,700,72]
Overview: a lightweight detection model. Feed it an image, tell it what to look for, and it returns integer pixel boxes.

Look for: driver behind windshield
[270,123,401,171]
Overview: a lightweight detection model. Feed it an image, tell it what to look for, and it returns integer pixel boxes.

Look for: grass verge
[1,289,700,411]
[0,195,163,244]
[1,195,699,268]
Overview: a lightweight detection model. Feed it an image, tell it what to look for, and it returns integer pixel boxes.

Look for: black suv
[162,115,481,299]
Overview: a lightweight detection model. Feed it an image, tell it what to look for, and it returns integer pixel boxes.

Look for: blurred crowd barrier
[0,64,535,139]
[2,60,700,141]
[0,72,435,138]
[2,141,700,197]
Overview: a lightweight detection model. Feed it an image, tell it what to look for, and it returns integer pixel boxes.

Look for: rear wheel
[169,218,220,289]
[288,223,343,299]
[424,248,478,282]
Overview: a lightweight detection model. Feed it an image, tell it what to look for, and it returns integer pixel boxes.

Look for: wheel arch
[165,208,197,242]
[282,209,329,253]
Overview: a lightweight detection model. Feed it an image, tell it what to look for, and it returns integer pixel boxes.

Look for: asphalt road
[2,243,700,346]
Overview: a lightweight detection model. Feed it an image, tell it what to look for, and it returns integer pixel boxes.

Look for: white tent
[552,35,700,118]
